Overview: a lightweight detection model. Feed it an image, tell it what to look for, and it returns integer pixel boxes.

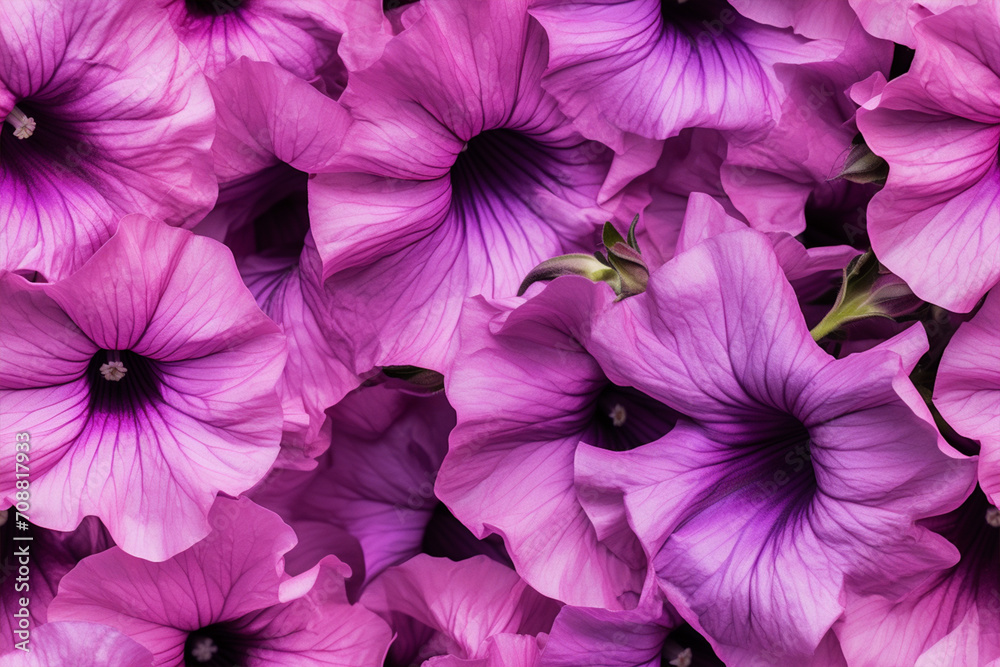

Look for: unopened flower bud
[837,135,889,185]
[519,215,648,300]
[811,250,923,341]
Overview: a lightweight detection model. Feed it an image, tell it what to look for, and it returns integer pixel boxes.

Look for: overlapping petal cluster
[1,0,998,665]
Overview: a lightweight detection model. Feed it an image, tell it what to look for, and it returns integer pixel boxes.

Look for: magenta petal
[210,58,351,184]
[858,4,1000,310]
[361,555,558,662]
[159,0,349,81]
[0,622,154,667]
[936,288,1000,505]
[438,278,657,609]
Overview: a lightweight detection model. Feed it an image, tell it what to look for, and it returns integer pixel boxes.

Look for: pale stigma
[4,106,36,139]
[100,350,128,382]
[609,403,627,427]
[191,637,219,663]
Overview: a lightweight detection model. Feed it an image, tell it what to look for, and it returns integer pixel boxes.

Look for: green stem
[810,312,842,342]
[810,297,871,342]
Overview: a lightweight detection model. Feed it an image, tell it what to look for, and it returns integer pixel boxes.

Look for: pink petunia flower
[0,0,217,281]
[48,496,392,667]
[309,0,618,372]
[0,216,285,561]
[855,3,1000,311]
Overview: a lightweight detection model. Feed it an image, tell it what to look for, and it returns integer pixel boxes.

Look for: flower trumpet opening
[86,350,162,416]
[449,129,557,219]
[587,383,677,452]
[660,0,736,39]
[184,0,244,17]
[184,623,253,667]
[0,100,95,183]
[4,105,36,139]
[740,416,817,520]
[661,623,725,666]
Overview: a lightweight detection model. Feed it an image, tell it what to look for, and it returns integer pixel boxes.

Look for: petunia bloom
[0,0,216,281]
[855,3,1000,311]
[0,216,285,561]
[528,0,864,151]
[577,228,976,664]
[837,483,999,667]
[252,383,460,591]
[48,497,392,667]
[438,278,674,610]
[309,0,616,372]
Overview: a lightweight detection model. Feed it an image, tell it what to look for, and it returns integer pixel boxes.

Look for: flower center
[660,0,734,34]
[740,416,817,522]
[448,129,564,224]
[661,623,725,666]
[588,383,677,452]
[609,403,627,427]
[86,350,162,416]
[4,106,36,139]
[99,350,128,381]
[184,624,250,667]
[184,0,244,17]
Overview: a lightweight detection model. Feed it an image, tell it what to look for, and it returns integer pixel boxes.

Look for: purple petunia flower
[837,483,999,667]
[308,0,618,372]
[48,496,392,667]
[438,278,674,610]
[576,229,976,664]
[0,216,285,561]
[528,0,859,151]
[0,0,217,282]
[855,3,1000,311]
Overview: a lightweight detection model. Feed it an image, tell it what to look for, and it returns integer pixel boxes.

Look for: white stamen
[191,637,218,663]
[669,648,693,667]
[100,361,127,382]
[609,403,627,427]
[987,506,1000,528]
[5,106,36,139]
